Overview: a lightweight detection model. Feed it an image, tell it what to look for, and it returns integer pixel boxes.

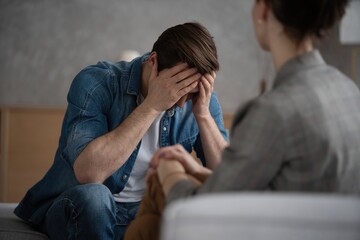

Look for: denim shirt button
[163,127,167,131]
[122,174,128,180]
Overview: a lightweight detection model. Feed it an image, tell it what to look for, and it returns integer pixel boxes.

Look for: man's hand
[191,71,216,119]
[143,62,201,114]
[146,144,203,182]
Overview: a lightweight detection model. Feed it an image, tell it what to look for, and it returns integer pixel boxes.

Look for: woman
[125,0,360,239]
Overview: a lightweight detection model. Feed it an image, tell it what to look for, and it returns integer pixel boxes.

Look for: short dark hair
[151,22,219,75]
[266,0,349,41]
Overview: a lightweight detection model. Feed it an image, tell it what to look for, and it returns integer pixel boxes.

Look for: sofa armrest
[160,193,360,240]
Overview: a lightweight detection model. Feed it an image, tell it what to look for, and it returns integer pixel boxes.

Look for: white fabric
[114,94,165,202]
[161,193,360,240]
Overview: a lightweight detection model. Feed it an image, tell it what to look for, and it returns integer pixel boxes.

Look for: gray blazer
[169,50,360,203]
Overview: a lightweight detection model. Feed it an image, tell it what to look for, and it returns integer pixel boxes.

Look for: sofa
[0,203,48,240]
[160,193,360,240]
[1,193,359,240]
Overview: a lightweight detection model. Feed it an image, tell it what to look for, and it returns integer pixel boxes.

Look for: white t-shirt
[113,95,165,202]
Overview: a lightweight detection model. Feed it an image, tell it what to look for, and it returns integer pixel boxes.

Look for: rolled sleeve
[61,66,114,165]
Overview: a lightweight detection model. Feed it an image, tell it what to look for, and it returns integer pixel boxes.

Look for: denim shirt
[14,54,228,227]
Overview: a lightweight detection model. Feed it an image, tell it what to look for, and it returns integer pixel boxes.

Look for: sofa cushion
[0,203,48,240]
[161,193,360,240]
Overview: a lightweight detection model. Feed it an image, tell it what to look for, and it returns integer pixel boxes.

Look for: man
[14,22,228,240]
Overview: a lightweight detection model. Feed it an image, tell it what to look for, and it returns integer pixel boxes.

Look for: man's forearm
[196,114,228,169]
[74,103,160,184]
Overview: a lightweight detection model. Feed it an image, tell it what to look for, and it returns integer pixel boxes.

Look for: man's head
[148,22,219,108]
[151,22,219,75]
[141,22,219,109]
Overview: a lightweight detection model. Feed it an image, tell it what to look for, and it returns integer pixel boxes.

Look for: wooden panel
[223,113,233,131]
[4,107,65,202]
[0,107,232,202]
[0,108,9,201]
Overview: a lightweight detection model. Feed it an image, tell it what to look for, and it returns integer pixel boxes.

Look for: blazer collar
[273,50,326,88]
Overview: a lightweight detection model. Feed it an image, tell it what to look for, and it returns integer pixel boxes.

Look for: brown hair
[151,22,219,75]
[264,0,349,41]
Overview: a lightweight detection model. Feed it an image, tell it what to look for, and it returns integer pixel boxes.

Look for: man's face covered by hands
[144,51,216,114]
[156,61,216,113]
[174,71,200,108]
[166,64,216,111]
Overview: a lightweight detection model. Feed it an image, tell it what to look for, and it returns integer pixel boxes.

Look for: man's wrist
[138,100,163,117]
[194,111,212,122]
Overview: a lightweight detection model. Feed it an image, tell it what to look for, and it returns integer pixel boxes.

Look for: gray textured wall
[0,0,357,112]
[0,0,270,112]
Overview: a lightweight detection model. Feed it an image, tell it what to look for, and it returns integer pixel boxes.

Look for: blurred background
[0,0,359,202]
[0,0,358,112]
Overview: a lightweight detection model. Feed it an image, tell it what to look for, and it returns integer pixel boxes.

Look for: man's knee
[45,184,117,239]
[66,183,115,214]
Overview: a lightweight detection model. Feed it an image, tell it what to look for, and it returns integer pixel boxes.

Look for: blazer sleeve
[168,97,286,203]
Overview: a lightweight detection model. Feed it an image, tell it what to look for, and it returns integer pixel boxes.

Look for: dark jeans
[42,183,140,240]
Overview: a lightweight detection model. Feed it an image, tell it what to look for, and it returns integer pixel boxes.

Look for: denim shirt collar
[127,52,150,96]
